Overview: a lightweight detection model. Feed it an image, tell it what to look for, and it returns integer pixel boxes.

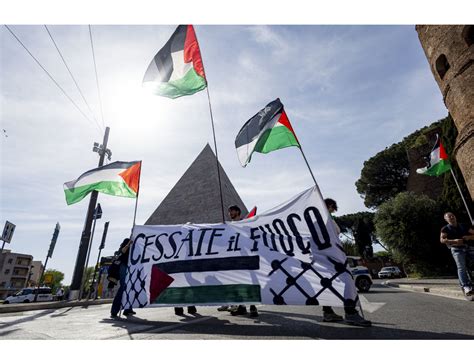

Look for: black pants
[323,305,357,315]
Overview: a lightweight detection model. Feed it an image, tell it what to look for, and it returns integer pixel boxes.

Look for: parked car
[3,287,53,304]
[378,266,403,279]
[346,256,373,292]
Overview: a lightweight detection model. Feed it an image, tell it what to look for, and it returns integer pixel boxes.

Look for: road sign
[94,204,102,220]
[43,273,54,284]
[99,221,109,250]
[47,222,60,258]
[1,221,16,243]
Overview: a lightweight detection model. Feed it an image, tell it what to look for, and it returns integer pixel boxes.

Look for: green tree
[374,192,453,275]
[355,118,449,209]
[355,143,410,208]
[81,267,95,289]
[44,269,64,293]
[335,212,376,258]
[340,239,359,256]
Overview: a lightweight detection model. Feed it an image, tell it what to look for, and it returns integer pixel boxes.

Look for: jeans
[111,264,127,315]
[450,246,474,288]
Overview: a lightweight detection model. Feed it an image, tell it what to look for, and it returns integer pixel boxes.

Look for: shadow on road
[99,309,474,340]
[101,313,230,340]
[0,309,57,330]
[50,307,75,318]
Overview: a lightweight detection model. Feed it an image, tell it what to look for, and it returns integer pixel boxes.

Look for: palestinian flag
[416,135,451,176]
[142,25,207,99]
[150,256,261,305]
[246,206,257,218]
[235,98,300,167]
[64,161,141,205]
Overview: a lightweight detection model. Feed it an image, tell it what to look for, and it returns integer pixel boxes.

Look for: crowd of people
[107,202,474,327]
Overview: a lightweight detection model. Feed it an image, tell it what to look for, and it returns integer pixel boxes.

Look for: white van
[3,287,53,304]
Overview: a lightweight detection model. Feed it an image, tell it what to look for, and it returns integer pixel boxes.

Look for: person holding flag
[234,99,371,326]
[110,238,136,318]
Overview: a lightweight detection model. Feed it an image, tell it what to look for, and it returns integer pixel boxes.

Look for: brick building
[0,250,33,299]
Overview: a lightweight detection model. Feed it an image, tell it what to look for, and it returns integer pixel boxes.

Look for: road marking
[359,295,386,313]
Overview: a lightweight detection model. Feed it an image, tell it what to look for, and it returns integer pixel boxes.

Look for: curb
[0,299,113,314]
[383,281,466,300]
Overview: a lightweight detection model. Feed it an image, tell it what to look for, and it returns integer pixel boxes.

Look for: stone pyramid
[145,144,248,225]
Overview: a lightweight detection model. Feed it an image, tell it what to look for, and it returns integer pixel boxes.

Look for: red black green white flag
[246,206,257,218]
[416,135,451,177]
[64,161,141,205]
[142,25,207,99]
[235,98,300,167]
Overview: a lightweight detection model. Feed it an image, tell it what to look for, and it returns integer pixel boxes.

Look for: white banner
[123,186,358,309]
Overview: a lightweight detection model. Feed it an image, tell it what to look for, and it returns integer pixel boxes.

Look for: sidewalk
[0,298,113,314]
[382,277,467,300]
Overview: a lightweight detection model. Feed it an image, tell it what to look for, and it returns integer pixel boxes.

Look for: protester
[217,205,259,317]
[110,238,136,318]
[321,198,372,327]
[55,287,64,301]
[440,212,474,299]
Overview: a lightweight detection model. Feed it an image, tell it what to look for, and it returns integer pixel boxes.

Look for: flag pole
[449,168,473,224]
[191,25,225,223]
[298,144,326,199]
[131,161,143,235]
[204,82,226,224]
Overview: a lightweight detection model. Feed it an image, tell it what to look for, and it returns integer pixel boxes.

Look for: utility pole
[69,127,111,300]
[78,204,102,300]
[89,221,109,299]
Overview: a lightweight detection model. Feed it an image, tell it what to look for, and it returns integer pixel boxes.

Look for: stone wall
[416,25,474,199]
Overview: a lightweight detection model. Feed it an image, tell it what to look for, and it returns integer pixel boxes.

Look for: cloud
[247,25,292,59]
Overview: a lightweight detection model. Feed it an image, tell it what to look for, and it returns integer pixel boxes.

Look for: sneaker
[463,287,474,300]
[110,313,118,319]
[344,313,372,327]
[217,305,229,311]
[249,305,259,317]
[323,311,344,322]
[230,305,247,316]
[123,309,136,316]
[187,306,197,314]
[174,307,184,315]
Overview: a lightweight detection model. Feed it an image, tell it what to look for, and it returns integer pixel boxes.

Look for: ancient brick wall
[416,25,474,199]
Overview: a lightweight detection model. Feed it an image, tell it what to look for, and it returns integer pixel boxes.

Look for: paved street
[1,283,473,339]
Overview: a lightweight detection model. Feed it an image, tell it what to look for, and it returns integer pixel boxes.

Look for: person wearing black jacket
[110,238,136,318]
[440,212,474,298]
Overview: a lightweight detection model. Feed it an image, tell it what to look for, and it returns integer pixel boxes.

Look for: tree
[356,115,472,214]
[335,212,376,258]
[340,238,359,256]
[355,143,410,208]
[374,192,453,275]
[44,269,64,293]
[81,267,95,291]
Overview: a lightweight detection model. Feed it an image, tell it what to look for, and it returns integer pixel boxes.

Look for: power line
[3,25,102,134]
[44,25,103,133]
[88,25,106,130]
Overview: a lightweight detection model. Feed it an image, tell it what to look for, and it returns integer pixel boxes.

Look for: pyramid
[146,144,248,225]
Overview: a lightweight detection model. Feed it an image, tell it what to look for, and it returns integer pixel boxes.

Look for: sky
[0,23,450,284]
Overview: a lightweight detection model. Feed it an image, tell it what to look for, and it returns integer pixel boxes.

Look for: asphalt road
[1,283,473,339]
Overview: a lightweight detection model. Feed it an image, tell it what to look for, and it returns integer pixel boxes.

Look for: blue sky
[1,24,448,283]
